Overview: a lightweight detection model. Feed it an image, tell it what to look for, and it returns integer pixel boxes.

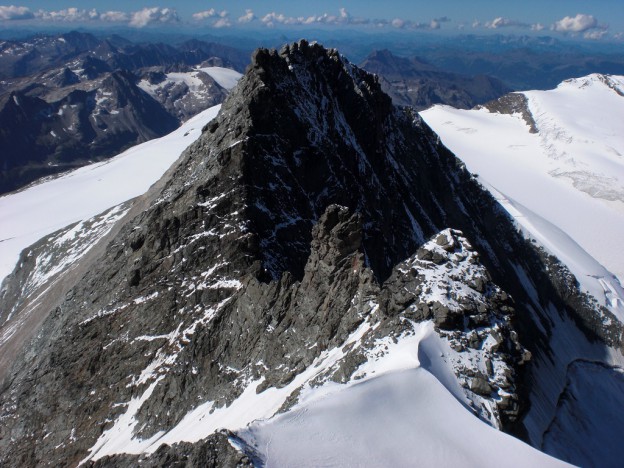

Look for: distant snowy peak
[559,73,624,95]
[199,67,243,90]
[136,66,240,122]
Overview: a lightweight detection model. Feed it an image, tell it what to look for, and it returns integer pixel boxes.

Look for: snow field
[199,67,244,90]
[421,74,624,321]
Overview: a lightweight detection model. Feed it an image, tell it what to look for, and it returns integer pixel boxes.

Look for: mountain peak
[198,40,417,281]
[0,43,619,467]
[246,40,387,107]
[561,73,624,95]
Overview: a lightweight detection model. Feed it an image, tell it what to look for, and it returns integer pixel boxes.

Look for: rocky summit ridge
[0,40,622,467]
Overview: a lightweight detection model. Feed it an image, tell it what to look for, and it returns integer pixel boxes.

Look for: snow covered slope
[79,227,559,465]
[199,66,244,90]
[421,74,624,321]
[138,67,242,97]
[239,369,569,468]
[0,104,221,285]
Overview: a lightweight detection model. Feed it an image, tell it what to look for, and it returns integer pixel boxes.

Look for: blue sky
[1,1,622,41]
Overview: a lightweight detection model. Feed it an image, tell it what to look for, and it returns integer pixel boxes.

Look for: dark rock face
[360,49,511,110]
[0,41,620,467]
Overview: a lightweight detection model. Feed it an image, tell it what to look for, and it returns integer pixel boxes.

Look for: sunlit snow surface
[0,105,222,284]
[137,67,242,98]
[198,67,244,90]
[240,369,569,468]
[422,74,624,321]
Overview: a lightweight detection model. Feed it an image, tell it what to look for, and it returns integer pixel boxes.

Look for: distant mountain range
[0,31,249,80]
[360,49,511,110]
[2,30,624,196]
[407,35,624,90]
[0,31,247,194]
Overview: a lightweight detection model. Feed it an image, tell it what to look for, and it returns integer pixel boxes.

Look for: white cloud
[261,9,378,28]
[584,30,607,40]
[0,5,33,20]
[389,18,441,30]
[260,12,281,27]
[338,7,350,22]
[314,13,340,25]
[485,17,529,29]
[0,5,445,31]
[531,23,545,32]
[3,5,178,26]
[238,9,255,23]
[192,8,230,27]
[129,7,179,28]
[100,11,129,23]
[35,8,100,22]
[552,13,598,33]
[213,17,231,28]
[193,9,227,19]
[192,9,217,21]
[391,18,405,29]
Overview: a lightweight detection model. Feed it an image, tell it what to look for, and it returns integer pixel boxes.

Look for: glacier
[422,74,624,322]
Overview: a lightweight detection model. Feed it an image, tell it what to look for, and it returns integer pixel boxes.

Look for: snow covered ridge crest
[0,42,622,467]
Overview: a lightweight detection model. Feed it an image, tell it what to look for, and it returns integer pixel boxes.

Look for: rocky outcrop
[381,228,528,427]
[480,92,538,133]
[89,432,253,468]
[0,40,620,467]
